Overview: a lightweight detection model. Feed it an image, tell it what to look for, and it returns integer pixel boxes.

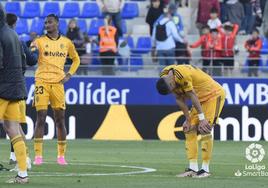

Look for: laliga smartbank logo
[235,143,268,177]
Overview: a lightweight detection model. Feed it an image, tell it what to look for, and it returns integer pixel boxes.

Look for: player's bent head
[6,13,17,28]
[156,78,171,95]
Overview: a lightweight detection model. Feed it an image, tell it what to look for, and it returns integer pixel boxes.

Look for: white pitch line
[0,162,157,177]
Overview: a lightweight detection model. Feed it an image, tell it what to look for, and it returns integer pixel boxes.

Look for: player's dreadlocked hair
[156,78,170,95]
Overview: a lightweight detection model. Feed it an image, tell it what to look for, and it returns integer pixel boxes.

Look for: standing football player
[31,14,80,165]
[156,65,225,178]
[0,5,29,184]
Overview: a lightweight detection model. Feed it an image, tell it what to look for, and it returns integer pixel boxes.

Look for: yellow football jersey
[160,65,223,102]
[33,35,80,83]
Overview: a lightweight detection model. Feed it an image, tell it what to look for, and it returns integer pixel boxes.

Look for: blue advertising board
[25,77,268,106]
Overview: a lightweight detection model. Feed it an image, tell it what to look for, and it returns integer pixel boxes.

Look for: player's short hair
[202,25,210,30]
[6,13,17,27]
[210,28,218,33]
[224,25,233,31]
[46,14,59,23]
[252,28,259,34]
[210,7,218,14]
[156,78,170,95]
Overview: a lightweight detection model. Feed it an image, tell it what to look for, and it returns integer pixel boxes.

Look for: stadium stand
[5,2,21,17]
[61,2,80,18]
[30,18,44,35]
[42,2,60,17]
[80,3,101,18]
[22,2,41,18]
[16,18,28,35]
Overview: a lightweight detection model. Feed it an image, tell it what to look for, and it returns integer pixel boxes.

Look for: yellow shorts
[190,89,226,126]
[0,98,21,122]
[19,100,27,124]
[33,82,66,111]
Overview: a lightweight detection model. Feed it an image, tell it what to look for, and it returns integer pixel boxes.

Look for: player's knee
[36,111,47,125]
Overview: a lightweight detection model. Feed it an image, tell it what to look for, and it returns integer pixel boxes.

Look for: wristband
[198,113,205,121]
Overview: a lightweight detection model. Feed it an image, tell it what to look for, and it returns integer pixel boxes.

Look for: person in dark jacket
[146,0,164,36]
[6,13,37,169]
[66,19,84,55]
[0,4,29,184]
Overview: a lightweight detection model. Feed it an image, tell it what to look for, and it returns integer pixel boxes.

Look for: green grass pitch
[0,140,267,188]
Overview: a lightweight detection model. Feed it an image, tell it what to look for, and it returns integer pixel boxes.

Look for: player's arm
[185,90,211,134]
[62,41,81,83]
[175,94,194,133]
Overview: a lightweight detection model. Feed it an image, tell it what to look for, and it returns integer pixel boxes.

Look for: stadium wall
[1,77,268,141]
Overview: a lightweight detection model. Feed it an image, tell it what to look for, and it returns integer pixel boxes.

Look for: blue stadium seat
[123,36,134,50]
[42,2,60,17]
[5,2,21,17]
[121,3,139,19]
[30,18,44,35]
[242,59,264,73]
[59,19,67,35]
[77,19,87,34]
[132,37,152,54]
[22,2,41,18]
[130,55,143,70]
[80,3,100,18]
[261,37,268,54]
[16,19,28,35]
[61,2,80,18]
[88,19,104,36]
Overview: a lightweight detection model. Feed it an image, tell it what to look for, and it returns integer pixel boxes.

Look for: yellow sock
[185,131,198,162]
[57,140,67,157]
[34,138,43,157]
[201,134,213,164]
[11,136,27,172]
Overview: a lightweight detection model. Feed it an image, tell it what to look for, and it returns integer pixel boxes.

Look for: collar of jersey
[46,34,61,41]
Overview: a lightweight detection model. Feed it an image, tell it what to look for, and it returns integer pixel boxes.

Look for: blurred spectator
[177,0,189,7]
[97,0,124,37]
[26,32,38,47]
[208,7,222,29]
[225,0,245,29]
[168,3,189,64]
[208,29,223,76]
[79,34,93,75]
[66,19,84,56]
[146,0,164,36]
[217,23,239,76]
[196,0,220,34]
[98,16,118,75]
[263,0,268,38]
[190,25,212,73]
[152,8,184,66]
[244,28,262,77]
[239,0,261,34]
[219,0,228,23]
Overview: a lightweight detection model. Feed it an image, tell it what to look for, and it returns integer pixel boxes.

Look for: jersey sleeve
[160,65,176,77]
[67,40,80,75]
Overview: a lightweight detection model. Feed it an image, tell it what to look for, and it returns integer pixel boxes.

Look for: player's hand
[198,119,211,135]
[61,73,72,84]
[183,120,195,133]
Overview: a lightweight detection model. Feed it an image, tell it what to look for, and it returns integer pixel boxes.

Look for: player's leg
[54,109,68,165]
[1,100,28,184]
[50,83,67,165]
[9,142,16,165]
[19,126,31,170]
[194,90,226,178]
[177,108,199,177]
[33,82,49,165]
[33,110,47,165]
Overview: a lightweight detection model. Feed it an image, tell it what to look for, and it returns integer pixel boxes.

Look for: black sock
[10,142,14,152]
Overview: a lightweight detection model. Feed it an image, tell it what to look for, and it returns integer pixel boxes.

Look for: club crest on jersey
[60,44,65,49]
